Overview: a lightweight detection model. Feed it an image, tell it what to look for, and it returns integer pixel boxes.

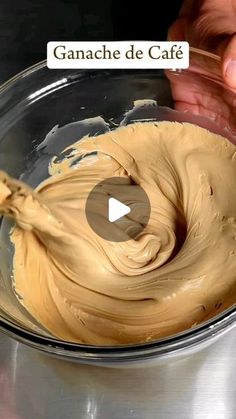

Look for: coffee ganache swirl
[0,121,236,345]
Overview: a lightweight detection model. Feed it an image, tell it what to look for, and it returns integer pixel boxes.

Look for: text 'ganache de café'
[53,44,184,60]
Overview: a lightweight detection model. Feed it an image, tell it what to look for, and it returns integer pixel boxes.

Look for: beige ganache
[0,121,236,345]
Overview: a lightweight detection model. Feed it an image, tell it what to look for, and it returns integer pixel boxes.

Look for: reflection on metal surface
[192,336,232,419]
[86,398,98,419]
[12,341,19,386]
[0,329,236,419]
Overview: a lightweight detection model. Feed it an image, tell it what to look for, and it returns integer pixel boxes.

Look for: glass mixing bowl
[0,48,235,366]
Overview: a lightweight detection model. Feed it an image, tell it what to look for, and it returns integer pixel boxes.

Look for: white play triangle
[108,197,131,222]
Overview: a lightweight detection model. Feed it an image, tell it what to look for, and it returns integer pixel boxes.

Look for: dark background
[0,0,182,83]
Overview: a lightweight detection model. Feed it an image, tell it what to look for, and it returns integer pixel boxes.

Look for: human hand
[167,0,236,134]
[168,0,236,88]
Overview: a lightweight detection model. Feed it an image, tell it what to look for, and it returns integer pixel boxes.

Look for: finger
[167,18,187,41]
[222,34,236,89]
[168,0,202,42]
[179,0,203,19]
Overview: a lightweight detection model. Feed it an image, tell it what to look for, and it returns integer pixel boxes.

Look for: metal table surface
[0,329,235,419]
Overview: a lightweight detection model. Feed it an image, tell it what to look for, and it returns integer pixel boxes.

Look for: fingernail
[224,59,236,87]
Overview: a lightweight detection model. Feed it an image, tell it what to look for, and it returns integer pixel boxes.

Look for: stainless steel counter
[0,329,236,419]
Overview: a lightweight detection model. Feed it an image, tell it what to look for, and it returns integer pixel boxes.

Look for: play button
[85,177,151,242]
[108,197,130,222]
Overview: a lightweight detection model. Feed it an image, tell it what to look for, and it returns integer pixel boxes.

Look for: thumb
[222,34,236,89]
